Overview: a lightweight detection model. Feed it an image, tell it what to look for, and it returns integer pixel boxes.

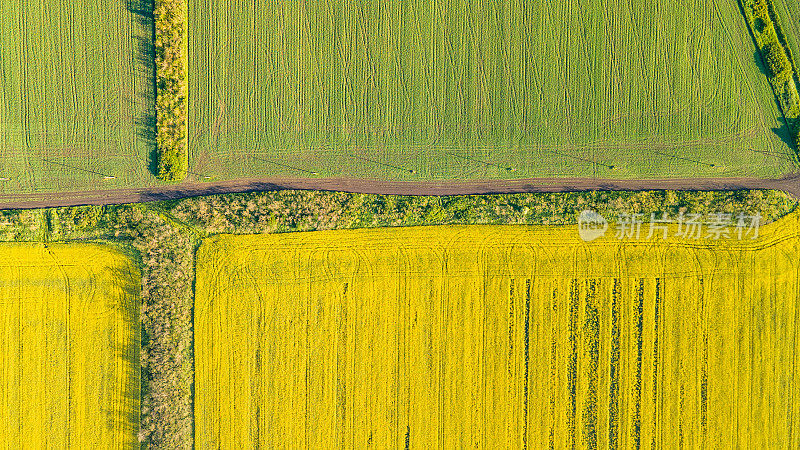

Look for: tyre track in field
[0,174,800,209]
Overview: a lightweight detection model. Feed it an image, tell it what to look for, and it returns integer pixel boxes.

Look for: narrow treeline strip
[740,0,800,150]
[133,208,195,449]
[155,0,188,181]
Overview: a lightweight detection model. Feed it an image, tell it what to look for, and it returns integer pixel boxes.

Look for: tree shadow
[136,182,284,203]
[753,17,767,34]
[754,49,770,78]
[127,0,158,177]
[752,47,798,150]
[101,263,142,448]
[772,116,796,149]
[127,0,153,19]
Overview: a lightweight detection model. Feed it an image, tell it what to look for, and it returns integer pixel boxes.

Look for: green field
[775,0,800,68]
[0,0,155,193]
[0,0,796,192]
[189,0,796,182]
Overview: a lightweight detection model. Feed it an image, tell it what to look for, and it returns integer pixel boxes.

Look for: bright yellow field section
[0,243,139,448]
[196,214,800,448]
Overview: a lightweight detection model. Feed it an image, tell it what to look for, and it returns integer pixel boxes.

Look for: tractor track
[1,174,800,209]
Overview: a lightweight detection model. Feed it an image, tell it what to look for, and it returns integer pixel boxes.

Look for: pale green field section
[196,214,800,448]
[0,243,140,447]
[189,0,795,182]
[0,0,155,193]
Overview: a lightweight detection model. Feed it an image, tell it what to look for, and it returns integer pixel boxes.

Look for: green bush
[755,20,779,48]
[751,0,769,19]
[763,40,792,78]
[155,0,188,182]
[157,145,188,181]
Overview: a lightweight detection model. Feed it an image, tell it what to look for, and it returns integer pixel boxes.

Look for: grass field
[0,243,140,447]
[196,214,800,448]
[189,0,795,182]
[775,0,800,68]
[0,0,155,193]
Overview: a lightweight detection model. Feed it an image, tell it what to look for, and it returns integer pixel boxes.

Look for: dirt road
[0,174,799,209]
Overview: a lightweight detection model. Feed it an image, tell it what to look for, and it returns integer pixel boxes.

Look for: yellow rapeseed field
[196,212,800,448]
[0,243,139,448]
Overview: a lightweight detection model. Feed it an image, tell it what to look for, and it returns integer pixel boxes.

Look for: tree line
[743,0,800,150]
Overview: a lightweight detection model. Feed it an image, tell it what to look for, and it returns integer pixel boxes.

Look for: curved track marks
[0,174,799,209]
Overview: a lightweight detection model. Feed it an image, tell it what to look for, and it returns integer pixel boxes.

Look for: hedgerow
[155,0,188,181]
[168,190,798,234]
[763,40,792,79]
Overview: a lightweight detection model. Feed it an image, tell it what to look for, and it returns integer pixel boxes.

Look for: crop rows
[0,243,140,447]
[0,0,155,193]
[188,0,793,181]
[195,216,800,447]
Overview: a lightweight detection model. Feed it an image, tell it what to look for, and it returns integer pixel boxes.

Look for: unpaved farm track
[1,175,800,209]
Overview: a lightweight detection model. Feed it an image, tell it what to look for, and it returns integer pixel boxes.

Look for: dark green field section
[189,0,796,182]
[0,0,156,193]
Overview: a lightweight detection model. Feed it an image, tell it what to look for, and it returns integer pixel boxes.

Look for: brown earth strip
[0,174,799,209]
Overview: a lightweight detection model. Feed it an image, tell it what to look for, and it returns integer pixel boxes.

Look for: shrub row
[742,0,800,150]
[155,0,188,181]
[169,189,798,235]
[127,208,195,448]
